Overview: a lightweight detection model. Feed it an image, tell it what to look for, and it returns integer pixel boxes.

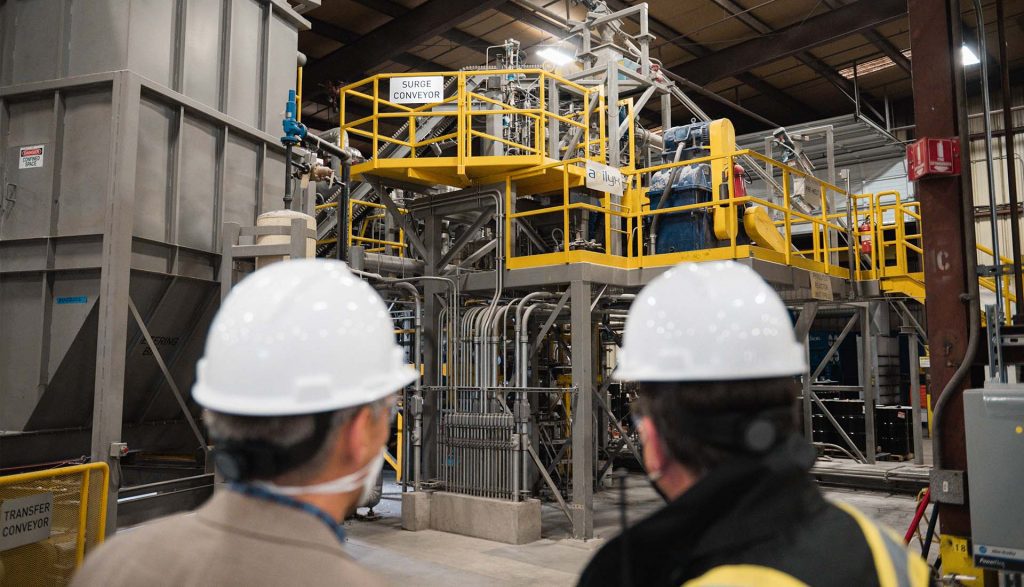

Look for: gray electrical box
[964,384,1024,572]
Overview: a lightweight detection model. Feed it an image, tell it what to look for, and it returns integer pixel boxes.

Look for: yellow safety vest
[683,503,931,587]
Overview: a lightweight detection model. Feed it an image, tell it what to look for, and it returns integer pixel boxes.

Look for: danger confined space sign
[18,145,45,169]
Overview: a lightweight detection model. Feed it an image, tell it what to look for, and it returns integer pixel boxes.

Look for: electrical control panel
[964,384,1024,572]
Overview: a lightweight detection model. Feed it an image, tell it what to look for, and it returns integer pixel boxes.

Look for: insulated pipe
[392,281,422,490]
[474,189,506,389]
[462,306,485,387]
[350,270,423,488]
[519,302,570,387]
[972,0,1007,382]
[515,292,558,386]
[351,270,460,488]
[996,0,1023,323]
[473,305,490,390]
[496,300,521,386]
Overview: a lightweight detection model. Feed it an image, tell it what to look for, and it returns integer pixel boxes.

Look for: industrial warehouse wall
[967,89,1024,308]
[0,0,302,134]
[0,0,306,468]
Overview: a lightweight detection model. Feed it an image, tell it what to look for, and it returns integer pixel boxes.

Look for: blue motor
[647,122,713,253]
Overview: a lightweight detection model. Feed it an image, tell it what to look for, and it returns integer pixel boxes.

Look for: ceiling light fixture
[961,44,981,66]
[537,47,575,66]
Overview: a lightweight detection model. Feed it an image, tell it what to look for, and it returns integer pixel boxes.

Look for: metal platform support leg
[862,303,877,463]
[570,279,594,539]
[903,323,925,465]
[794,302,819,440]
[421,213,445,480]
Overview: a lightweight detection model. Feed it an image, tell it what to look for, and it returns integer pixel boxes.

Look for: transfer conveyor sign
[18,145,44,169]
[389,76,443,104]
[0,492,53,551]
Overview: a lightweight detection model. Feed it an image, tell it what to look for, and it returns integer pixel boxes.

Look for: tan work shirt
[71,488,387,587]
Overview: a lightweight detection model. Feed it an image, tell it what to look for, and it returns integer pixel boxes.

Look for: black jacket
[578,436,929,587]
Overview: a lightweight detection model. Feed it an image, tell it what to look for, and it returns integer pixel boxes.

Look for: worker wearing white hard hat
[73,259,414,587]
[578,261,930,587]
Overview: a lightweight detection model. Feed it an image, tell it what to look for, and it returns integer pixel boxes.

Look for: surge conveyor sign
[0,493,53,551]
[390,76,443,104]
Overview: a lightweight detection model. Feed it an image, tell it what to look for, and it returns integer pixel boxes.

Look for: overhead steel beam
[497,2,571,40]
[348,0,406,18]
[305,16,448,73]
[676,0,908,86]
[349,0,490,56]
[705,0,888,121]
[822,0,912,74]
[602,0,819,122]
[303,0,509,89]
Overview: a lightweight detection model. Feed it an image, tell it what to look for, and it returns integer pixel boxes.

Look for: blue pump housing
[647,122,714,253]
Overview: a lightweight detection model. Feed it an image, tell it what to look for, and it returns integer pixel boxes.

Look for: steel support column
[908,0,974,536]
[570,280,594,539]
[92,73,141,533]
[420,213,445,480]
[861,303,877,464]
[903,325,925,465]
[795,303,819,440]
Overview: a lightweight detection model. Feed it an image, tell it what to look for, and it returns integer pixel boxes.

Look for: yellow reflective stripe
[683,564,809,587]
[906,550,931,587]
[833,501,900,587]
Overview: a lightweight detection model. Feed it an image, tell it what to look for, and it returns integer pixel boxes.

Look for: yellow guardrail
[339,69,605,184]
[506,148,862,276]
[317,199,408,255]
[0,463,109,584]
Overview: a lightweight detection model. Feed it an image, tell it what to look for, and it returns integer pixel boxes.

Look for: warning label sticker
[19,145,45,169]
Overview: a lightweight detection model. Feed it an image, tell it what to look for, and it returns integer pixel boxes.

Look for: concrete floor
[344,472,928,586]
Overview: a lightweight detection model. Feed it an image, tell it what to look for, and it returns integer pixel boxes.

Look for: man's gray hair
[204,398,389,483]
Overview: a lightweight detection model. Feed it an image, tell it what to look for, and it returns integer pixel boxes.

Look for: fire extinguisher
[859,220,873,255]
[732,164,748,198]
[720,165,750,199]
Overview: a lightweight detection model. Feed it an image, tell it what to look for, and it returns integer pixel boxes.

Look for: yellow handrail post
[637,174,645,264]
[728,154,737,257]
[409,109,417,160]
[296,66,303,123]
[563,161,570,264]
[396,412,404,482]
[372,78,379,157]
[458,73,467,175]
[75,467,91,566]
[506,176,513,263]
[538,73,546,156]
[784,168,792,266]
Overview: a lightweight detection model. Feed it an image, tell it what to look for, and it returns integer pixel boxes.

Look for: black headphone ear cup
[743,419,777,453]
[213,449,246,482]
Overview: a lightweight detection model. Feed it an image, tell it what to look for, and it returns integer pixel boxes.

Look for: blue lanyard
[228,482,347,545]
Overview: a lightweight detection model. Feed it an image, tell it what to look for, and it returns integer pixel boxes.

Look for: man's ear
[638,416,668,475]
[337,406,375,465]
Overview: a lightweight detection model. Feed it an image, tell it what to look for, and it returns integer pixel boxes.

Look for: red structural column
[907,0,973,536]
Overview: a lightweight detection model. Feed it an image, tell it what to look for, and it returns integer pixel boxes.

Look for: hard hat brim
[193,365,419,416]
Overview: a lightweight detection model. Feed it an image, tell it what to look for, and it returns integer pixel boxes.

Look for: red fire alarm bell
[907,137,961,181]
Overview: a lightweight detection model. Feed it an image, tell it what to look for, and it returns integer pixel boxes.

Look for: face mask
[255,447,385,505]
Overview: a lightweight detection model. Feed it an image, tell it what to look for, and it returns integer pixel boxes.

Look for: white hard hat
[192,259,417,416]
[614,261,806,382]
